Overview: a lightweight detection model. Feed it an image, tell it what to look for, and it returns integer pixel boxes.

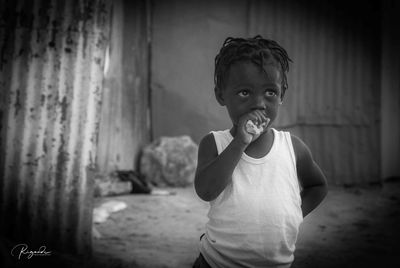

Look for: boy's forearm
[195,138,247,201]
[300,185,328,217]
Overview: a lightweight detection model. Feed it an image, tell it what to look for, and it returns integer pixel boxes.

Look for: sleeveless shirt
[199,128,303,268]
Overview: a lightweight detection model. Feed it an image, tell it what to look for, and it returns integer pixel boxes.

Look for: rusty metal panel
[0,0,110,257]
[96,0,150,175]
[248,0,381,184]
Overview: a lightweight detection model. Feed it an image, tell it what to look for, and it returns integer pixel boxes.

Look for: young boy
[193,36,328,268]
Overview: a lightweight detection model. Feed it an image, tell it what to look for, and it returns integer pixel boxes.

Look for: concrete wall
[151,0,247,143]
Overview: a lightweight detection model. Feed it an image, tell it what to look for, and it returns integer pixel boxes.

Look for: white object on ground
[99,200,128,212]
[151,189,175,195]
[93,200,127,223]
[245,119,270,135]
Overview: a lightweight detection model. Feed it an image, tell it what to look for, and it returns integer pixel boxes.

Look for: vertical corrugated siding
[97,0,150,175]
[0,0,110,256]
[248,0,381,184]
[381,0,400,179]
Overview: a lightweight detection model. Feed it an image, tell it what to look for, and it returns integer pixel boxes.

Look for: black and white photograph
[0,0,399,267]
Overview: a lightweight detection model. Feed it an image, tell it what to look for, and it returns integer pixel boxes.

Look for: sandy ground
[92,180,400,268]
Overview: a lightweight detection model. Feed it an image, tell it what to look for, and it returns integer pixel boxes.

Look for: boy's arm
[291,135,328,218]
[194,133,247,202]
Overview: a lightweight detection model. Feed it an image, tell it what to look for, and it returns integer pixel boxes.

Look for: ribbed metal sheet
[0,0,110,256]
[96,0,151,175]
[248,0,381,184]
[381,0,400,180]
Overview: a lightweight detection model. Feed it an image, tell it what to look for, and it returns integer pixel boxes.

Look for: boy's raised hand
[236,110,270,145]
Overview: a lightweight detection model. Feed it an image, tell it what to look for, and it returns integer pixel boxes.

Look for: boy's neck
[247,128,274,158]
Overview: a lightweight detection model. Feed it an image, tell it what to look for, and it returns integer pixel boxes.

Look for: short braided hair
[214,35,292,97]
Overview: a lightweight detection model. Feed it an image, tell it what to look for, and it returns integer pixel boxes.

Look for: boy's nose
[251,96,267,110]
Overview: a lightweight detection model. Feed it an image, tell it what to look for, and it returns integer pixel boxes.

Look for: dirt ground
[92,179,400,268]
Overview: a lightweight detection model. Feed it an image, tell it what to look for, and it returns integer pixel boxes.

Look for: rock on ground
[140,135,198,187]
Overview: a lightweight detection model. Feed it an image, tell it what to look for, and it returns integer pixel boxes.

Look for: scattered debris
[117,170,152,194]
[94,173,132,197]
[93,200,128,224]
[151,189,176,195]
[94,170,177,197]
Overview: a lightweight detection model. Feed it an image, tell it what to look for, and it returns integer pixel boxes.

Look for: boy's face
[216,61,283,128]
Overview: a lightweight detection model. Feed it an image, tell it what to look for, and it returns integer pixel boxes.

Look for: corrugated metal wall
[248,0,381,184]
[0,0,110,257]
[381,0,400,180]
[97,0,151,175]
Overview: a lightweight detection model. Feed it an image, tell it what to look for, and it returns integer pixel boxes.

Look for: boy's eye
[265,90,277,97]
[238,90,250,97]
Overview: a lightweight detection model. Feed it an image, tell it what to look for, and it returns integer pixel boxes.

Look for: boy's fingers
[247,113,258,123]
[252,110,267,125]
[258,110,268,123]
[254,111,262,124]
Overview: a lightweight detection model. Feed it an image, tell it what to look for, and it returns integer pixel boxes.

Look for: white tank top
[200,128,303,268]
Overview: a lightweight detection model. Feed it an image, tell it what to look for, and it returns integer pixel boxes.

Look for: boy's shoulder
[198,132,218,152]
[289,133,314,165]
[289,133,328,193]
[197,132,219,163]
[199,129,230,145]
[199,132,215,145]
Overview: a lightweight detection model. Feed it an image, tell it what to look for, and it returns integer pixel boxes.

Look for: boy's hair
[214,35,292,98]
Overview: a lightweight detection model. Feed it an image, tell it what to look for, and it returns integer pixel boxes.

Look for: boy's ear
[280,89,286,103]
[214,87,225,106]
